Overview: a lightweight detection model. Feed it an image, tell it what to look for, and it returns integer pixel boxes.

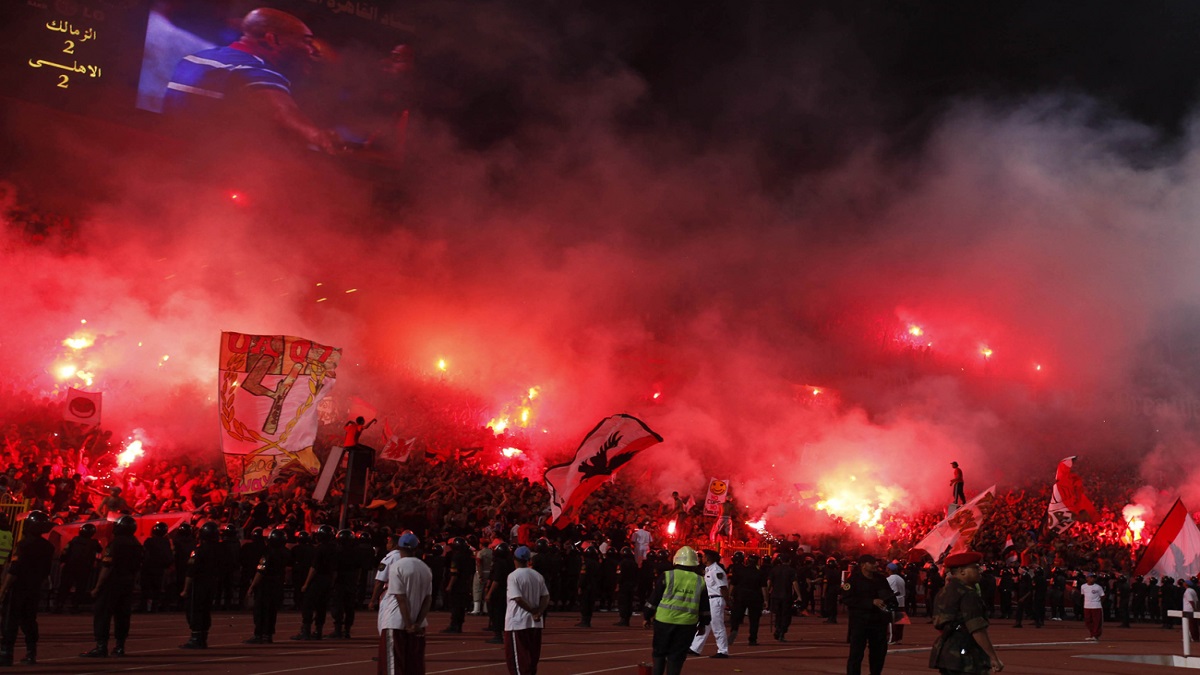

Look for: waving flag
[544,414,663,527]
[1045,456,1098,533]
[64,388,102,426]
[379,419,417,463]
[910,486,997,564]
[1133,499,1200,579]
[218,332,341,494]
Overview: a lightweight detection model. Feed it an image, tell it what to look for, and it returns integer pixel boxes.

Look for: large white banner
[219,332,341,494]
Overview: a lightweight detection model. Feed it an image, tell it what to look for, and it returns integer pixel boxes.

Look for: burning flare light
[117,440,144,469]
[501,447,523,458]
[1122,503,1148,546]
[813,479,899,534]
[746,517,767,534]
[667,518,677,536]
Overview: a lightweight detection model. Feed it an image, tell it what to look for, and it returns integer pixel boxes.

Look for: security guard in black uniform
[245,529,290,644]
[292,524,336,640]
[614,546,638,626]
[180,521,220,649]
[170,523,195,610]
[576,544,599,627]
[843,554,896,675]
[330,529,360,639]
[730,551,765,645]
[441,537,474,633]
[55,521,102,613]
[0,511,53,665]
[484,542,513,643]
[81,515,144,658]
[290,530,314,610]
[215,524,241,610]
[142,522,173,612]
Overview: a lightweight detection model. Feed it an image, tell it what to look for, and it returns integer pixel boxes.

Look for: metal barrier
[0,500,30,544]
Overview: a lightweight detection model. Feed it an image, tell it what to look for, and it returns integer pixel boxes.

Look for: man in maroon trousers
[379,532,432,675]
[504,546,550,675]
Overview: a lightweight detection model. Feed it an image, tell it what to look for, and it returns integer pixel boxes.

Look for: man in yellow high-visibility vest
[642,546,710,675]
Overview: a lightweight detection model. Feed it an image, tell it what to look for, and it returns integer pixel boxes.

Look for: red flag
[909,486,997,564]
[1045,456,1097,532]
[1133,499,1200,579]
[544,414,662,527]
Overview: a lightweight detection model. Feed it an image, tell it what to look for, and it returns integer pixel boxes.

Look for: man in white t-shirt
[1080,572,1105,641]
[371,534,402,632]
[1183,579,1200,642]
[631,523,652,566]
[886,563,907,645]
[505,546,550,675]
[379,532,432,675]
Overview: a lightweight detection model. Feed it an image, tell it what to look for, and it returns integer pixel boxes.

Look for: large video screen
[2,1,414,155]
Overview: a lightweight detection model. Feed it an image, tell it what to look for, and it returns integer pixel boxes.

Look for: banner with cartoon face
[704,477,730,516]
[218,332,341,494]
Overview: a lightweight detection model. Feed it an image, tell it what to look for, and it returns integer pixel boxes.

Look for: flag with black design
[64,388,102,426]
[544,414,663,527]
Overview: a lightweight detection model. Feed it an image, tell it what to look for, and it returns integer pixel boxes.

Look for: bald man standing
[164,7,340,152]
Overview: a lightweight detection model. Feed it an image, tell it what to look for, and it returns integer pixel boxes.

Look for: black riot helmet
[80,522,97,538]
[315,524,335,543]
[296,531,311,544]
[250,527,264,541]
[113,515,137,537]
[198,521,220,542]
[220,524,238,541]
[268,529,288,546]
[175,522,193,537]
[451,536,469,550]
[732,551,745,564]
[23,510,51,535]
[151,522,168,537]
[336,529,354,544]
[493,542,511,558]
[620,546,633,556]
[356,530,372,542]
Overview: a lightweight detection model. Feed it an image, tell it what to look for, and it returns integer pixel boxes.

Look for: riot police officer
[292,524,336,640]
[441,537,474,633]
[238,528,265,606]
[0,510,54,665]
[330,529,360,639]
[142,522,173,612]
[245,529,289,644]
[730,551,766,646]
[484,542,514,643]
[180,521,219,649]
[290,530,314,610]
[215,524,241,610]
[170,523,196,609]
[576,544,600,627]
[55,521,101,613]
[81,515,144,657]
[614,546,638,626]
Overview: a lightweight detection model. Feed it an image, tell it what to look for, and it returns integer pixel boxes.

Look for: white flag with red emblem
[544,414,663,527]
[1133,499,1200,580]
[909,485,997,564]
[64,388,102,426]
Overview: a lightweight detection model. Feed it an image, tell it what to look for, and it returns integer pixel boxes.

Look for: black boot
[17,648,34,665]
[80,644,108,658]
[113,641,126,657]
[180,631,206,649]
[290,627,312,641]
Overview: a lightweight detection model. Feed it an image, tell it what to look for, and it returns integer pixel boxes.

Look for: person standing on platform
[504,546,549,675]
[930,551,1004,674]
[950,462,966,506]
[379,532,432,675]
[0,510,54,666]
[768,553,800,641]
[345,416,377,448]
[244,528,290,644]
[886,562,907,645]
[180,521,220,649]
[1080,572,1105,641]
[643,546,710,675]
[688,549,730,658]
[843,554,895,675]
[80,515,144,658]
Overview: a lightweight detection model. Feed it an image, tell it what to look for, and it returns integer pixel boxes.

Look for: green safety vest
[654,569,702,625]
[0,530,13,566]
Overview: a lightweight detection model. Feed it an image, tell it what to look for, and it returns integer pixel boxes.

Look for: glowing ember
[117,440,144,468]
[667,518,677,536]
[652,392,661,399]
[437,359,447,371]
[1122,504,1148,545]
[56,364,77,380]
[908,325,924,336]
[980,346,993,358]
[528,387,539,400]
[1035,364,1042,371]
[813,481,899,534]
[501,447,523,458]
[63,335,94,350]
[487,417,509,434]
[812,388,821,395]
[746,518,767,533]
